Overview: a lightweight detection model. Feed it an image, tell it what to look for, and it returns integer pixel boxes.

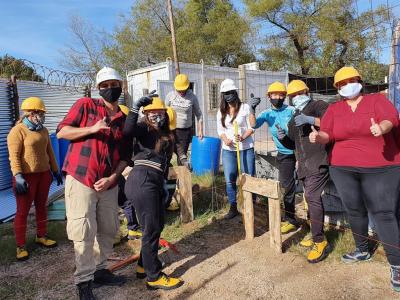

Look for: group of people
[7,64,400,297]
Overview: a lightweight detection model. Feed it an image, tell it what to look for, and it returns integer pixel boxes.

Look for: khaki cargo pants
[65,175,119,284]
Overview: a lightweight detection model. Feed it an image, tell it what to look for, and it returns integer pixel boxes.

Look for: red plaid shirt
[57,97,128,188]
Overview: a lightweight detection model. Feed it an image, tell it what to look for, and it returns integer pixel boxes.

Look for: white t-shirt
[217,103,254,151]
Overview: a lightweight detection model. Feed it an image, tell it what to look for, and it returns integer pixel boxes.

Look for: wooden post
[268,194,282,253]
[238,64,246,102]
[166,0,180,75]
[243,190,254,240]
[175,166,193,223]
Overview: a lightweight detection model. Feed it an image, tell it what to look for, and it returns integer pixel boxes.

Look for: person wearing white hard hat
[217,79,255,219]
[57,67,129,299]
[165,74,203,167]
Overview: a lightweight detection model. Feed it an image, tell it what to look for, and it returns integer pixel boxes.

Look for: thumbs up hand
[275,124,286,140]
[370,118,383,137]
[309,126,320,143]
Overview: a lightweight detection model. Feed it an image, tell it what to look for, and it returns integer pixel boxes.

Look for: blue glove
[294,113,315,127]
[15,173,28,194]
[53,172,63,186]
[275,124,286,140]
[132,90,158,110]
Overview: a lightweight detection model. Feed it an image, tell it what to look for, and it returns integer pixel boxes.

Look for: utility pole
[166,0,180,75]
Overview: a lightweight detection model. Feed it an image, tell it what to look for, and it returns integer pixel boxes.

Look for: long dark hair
[219,91,241,128]
[145,112,175,155]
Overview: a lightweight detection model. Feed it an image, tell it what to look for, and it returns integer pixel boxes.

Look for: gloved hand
[181,158,192,172]
[248,96,261,115]
[15,173,28,194]
[132,90,158,110]
[53,171,63,186]
[275,124,286,140]
[294,113,315,127]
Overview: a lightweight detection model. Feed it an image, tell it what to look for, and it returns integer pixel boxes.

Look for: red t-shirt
[320,93,400,168]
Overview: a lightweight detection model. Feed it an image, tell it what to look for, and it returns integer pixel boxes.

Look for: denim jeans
[222,148,255,205]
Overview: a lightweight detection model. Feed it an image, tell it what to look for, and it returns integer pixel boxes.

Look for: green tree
[245,0,390,79]
[0,55,43,81]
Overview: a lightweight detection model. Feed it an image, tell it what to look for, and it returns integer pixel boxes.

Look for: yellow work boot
[136,265,146,279]
[300,232,313,247]
[16,247,29,261]
[35,235,57,248]
[281,221,298,234]
[146,273,184,290]
[167,201,179,211]
[307,239,330,263]
[128,229,142,240]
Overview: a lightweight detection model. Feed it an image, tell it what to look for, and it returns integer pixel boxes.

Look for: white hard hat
[96,67,122,87]
[220,78,238,93]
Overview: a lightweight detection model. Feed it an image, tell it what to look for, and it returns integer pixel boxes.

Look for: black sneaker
[77,280,96,300]
[391,265,400,292]
[93,269,126,287]
[224,204,239,219]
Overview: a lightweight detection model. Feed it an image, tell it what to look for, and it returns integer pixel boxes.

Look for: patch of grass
[0,276,37,299]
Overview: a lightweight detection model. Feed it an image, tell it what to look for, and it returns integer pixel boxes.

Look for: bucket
[191,136,221,175]
[49,133,60,170]
[59,138,70,169]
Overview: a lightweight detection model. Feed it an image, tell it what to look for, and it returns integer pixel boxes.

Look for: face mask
[99,87,122,103]
[339,82,362,99]
[223,92,238,103]
[178,91,186,97]
[22,116,44,131]
[270,98,285,109]
[292,94,310,111]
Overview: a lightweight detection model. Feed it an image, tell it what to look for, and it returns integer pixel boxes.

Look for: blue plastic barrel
[191,136,221,175]
[49,133,60,170]
[59,138,70,169]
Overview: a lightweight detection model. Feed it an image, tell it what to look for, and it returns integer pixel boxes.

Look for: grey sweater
[165,90,203,129]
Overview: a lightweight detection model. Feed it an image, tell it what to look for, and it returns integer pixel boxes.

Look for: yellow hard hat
[174,74,190,91]
[119,105,129,115]
[267,81,287,95]
[166,107,177,130]
[287,80,309,96]
[143,97,167,112]
[21,97,47,112]
[334,66,361,88]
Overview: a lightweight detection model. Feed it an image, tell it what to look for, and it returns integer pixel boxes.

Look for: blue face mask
[291,94,310,111]
[22,116,43,131]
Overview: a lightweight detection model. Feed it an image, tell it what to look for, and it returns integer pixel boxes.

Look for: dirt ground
[1,213,399,300]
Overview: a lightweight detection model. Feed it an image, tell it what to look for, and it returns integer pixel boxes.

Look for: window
[208,82,220,111]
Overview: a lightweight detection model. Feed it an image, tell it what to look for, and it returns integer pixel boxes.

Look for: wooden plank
[174,166,193,223]
[243,191,254,240]
[239,174,279,199]
[268,195,282,253]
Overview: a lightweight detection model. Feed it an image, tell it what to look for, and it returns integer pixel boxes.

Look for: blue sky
[0,0,399,71]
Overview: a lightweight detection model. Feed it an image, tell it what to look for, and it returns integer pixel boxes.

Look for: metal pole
[166,0,180,75]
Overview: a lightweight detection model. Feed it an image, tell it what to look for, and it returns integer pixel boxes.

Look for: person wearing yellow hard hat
[310,66,400,291]
[277,79,331,263]
[57,66,128,297]
[7,97,62,262]
[165,73,203,166]
[122,92,184,290]
[249,82,298,234]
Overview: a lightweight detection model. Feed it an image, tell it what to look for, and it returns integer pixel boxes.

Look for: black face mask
[99,87,122,103]
[223,92,238,103]
[270,98,285,109]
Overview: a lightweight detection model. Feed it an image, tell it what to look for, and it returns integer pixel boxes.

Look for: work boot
[77,280,96,300]
[136,265,146,279]
[281,221,298,234]
[391,265,400,292]
[307,239,330,263]
[167,201,180,211]
[35,235,57,248]
[146,272,184,290]
[341,248,371,264]
[16,246,29,261]
[224,204,238,219]
[93,269,126,287]
[300,232,313,247]
[128,229,142,240]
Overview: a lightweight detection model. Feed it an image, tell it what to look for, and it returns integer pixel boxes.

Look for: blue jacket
[253,105,295,155]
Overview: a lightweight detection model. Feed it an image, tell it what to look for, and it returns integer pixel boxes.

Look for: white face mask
[292,94,310,111]
[339,82,362,99]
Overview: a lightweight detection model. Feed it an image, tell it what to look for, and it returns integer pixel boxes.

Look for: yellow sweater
[7,123,59,176]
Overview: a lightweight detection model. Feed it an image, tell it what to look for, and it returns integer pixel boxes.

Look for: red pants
[13,171,52,246]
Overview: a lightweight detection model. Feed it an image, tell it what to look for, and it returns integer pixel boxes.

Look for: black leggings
[330,166,400,266]
[277,153,296,225]
[174,128,192,165]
